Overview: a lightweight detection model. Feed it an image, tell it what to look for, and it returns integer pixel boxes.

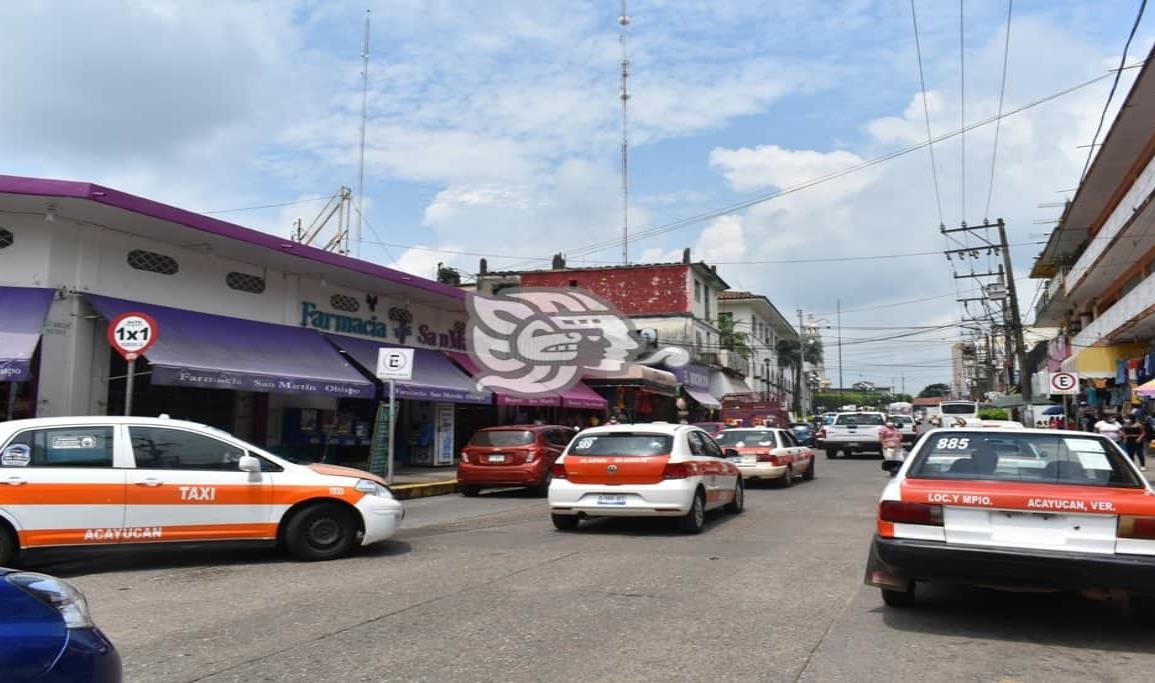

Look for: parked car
[458,425,575,497]
[548,423,743,533]
[0,568,122,681]
[0,416,404,565]
[867,427,1155,622]
[790,423,817,447]
[715,427,815,487]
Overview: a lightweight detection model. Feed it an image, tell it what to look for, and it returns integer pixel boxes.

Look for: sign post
[107,312,159,416]
[1049,372,1079,430]
[375,348,415,483]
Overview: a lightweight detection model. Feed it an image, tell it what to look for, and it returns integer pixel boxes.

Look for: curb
[390,480,459,500]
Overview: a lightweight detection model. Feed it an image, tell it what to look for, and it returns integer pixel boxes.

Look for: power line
[910,0,945,227]
[203,196,330,214]
[984,0,1014,221]
[959,0,966,221]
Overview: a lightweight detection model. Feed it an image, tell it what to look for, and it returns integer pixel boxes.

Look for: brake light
[879,500,943,526]
[662,462,700,479]
[525,447,542,464]
[1118,515,1155,540]
[551,463,567,479]
[755,452,775,463]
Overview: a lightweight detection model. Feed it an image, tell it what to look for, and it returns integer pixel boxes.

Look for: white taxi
[0,416,404,565]
[547,423,743,533]
[867,427,1155,623]
[713,427,815,486]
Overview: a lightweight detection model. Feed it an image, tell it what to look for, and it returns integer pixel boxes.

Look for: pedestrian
[1123,415,1147,471]
[1095,413,1124,444]
[879,420,904,475]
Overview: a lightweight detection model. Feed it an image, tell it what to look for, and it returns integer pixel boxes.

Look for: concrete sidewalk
[388,465,458,500]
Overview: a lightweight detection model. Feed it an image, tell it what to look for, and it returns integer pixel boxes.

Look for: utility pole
[837,298,844,408]
[997,218,1032,403]
[355,9,370,259]
[618,1,631,265]
[795,308,805,416]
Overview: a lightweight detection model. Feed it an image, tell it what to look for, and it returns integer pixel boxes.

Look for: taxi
[0,416,404,565]
[547,423,743,533]
[713,427,815,487]
[867,427,1155,623]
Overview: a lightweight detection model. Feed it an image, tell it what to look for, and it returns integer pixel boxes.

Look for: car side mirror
[238,454,262,473]
[881,460,901,474]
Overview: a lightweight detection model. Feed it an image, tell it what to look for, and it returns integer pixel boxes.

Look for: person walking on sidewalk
[1123,415,1147,471]
[1095,413,1124,444]
[879,420,904,474]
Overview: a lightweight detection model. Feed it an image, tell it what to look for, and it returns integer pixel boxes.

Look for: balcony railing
[1072,269,1155,349]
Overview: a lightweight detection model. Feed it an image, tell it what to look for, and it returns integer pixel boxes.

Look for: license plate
[742,455,756,464]
[488,454,506,463]
[597,494,627,505]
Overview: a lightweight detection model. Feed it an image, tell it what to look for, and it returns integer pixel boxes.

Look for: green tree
[918,383,952,398]
[717,315,752,358]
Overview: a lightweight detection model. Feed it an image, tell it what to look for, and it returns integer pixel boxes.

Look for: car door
[123,425,274,543]
[0,424,126,548]
[780,430,807,469]
[698,432,737,506]
[684,431,718,506]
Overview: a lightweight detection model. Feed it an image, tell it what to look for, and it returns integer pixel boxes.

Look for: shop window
[0,227,12,249]
[330,294,360,312]
[129,426,245,471]
[127,249,179,275]
[694,280,701,302]
[3,427,114,468]
[226,271,266,294]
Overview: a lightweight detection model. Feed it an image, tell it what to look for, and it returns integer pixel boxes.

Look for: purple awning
[327,336,491,405]
[0,286,55,382]
[86,295,375,399]
[448,352,606,410]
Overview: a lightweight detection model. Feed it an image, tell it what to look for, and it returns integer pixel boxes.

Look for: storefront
[584,365,678,423]
[0,286,55,421]
[448,353,607,428]
[1059,343,1151,426]
[669,364,720,422]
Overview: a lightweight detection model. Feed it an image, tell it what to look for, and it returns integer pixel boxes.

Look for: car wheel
[679,491,706,534]
[724,478,744,514]
[0,526,16,566]
[284,502,359,561]
[551,513,580,531]
[533,471,553,498]
[802,457,815,481]
[825,449,837,459]
[1131,595,1155,627]
[881,585,916,608]
[778,465,794,488]
[460,485,481,497]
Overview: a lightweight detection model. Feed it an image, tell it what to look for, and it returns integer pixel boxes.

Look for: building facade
[717,291,805,415]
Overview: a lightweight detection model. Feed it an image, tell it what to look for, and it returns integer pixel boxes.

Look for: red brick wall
[519,265,690,315]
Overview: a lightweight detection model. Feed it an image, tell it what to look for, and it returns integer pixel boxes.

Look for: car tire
[551,513,580,531]
[460,485,481,497]
[778,465,794,488]
[802,458,815,481]
[0,526,16,566]
[533,471,553,498]
[1131,595,1155,627]
[825,448,838,459]
[724,478,744,514]
[283,502,359,561]
[881,585,916,608]
[679,491,706,534]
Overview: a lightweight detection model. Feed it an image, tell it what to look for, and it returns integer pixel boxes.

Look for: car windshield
[889,416,912,424]
[835,414,884,426]
[568,433,673,456]
[907,431,1143,488]
[470,430,535,447]
[941,403,977,415]
[714,430,776,447]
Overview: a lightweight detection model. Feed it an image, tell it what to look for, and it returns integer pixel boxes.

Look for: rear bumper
[457,461,548,487]
[824,441,880,451]
[548,479,696,517]
[865,535,1155,593]
[736,463,788,479]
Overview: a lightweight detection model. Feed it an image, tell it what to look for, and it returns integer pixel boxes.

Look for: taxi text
[84,527,164,542]
[1027,498,1115,512]
[927,492,993,506]
[179,486,217,501]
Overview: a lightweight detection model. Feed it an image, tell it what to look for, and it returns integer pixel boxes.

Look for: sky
[2,0,1153,394]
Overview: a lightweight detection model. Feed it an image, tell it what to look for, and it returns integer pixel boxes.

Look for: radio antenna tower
[356,9,370,259]
[618,1,631,265]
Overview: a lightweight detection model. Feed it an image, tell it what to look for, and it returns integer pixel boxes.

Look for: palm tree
[778,334,825,415]
[718,315,752,358]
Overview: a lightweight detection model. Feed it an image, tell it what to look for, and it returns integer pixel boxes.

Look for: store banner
[0,286,56,382]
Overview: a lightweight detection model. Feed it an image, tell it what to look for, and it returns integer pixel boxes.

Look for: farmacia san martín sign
[299,301,465,350]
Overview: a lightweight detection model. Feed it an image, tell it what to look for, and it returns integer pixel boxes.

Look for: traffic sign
[376,348,414,381]
[107,312,159,361]
[1049,372,1078,395]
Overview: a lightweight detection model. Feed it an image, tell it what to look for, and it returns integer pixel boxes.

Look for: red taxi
[867,428,1155,623]
[457,425,575,497]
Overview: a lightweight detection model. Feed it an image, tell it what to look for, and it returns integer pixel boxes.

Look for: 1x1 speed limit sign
[107,312,159,361]
[1049,372,1078,395]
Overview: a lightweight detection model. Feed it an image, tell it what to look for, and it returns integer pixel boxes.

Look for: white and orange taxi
[713,427,815,486]
[867,427,1155,623]
[547,423,743,533]
[0,416,404,565]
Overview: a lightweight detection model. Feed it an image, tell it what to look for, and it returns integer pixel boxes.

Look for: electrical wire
[959,0,966,222]
[1079,0,1148,183]
[910,0,946,228]
[203,196,330,214]
[984,0,1014,221]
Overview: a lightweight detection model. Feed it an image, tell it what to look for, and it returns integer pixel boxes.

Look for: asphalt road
[27,457,1155,682]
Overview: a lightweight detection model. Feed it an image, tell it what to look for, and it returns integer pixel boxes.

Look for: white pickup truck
[818,412,886,458]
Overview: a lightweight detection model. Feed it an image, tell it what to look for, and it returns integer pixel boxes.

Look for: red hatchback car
[458,425,576,497]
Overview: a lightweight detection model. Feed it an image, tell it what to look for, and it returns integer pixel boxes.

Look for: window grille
[226,271,266,294]
[127,249,179,275]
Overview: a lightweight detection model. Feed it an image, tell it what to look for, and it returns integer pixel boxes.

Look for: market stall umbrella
[1042,405,1065,415]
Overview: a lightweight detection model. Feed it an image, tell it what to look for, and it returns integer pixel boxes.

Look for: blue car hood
[0,572,68,680]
